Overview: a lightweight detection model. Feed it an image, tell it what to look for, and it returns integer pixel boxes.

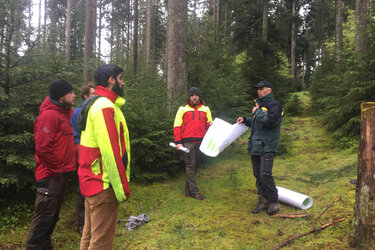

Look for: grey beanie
[49,80,73,100]
[188,87,200,97]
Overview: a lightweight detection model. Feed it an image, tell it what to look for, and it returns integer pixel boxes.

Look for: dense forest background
[0,0,374,207]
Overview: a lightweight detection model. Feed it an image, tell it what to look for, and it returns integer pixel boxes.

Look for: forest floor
[0,92,363,249]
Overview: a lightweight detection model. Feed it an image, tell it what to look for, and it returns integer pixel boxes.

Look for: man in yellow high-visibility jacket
[78,64,131,250]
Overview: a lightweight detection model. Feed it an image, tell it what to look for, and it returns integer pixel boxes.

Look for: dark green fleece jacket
[243,93,283,155]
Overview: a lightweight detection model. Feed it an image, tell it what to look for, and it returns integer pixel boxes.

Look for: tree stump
[349,102,375,248]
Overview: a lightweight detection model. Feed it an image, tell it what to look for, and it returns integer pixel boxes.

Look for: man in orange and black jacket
[173,87,212,200]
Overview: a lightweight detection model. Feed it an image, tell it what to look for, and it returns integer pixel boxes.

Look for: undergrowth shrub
[0,202,32,234]
[283,93,303,116]
[124,75,183,182]
[278,131,292,156]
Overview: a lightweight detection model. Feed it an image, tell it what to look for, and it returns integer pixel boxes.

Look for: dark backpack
[77,95,103,132]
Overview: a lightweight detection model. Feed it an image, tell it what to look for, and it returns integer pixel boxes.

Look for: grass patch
[0,92,367,249]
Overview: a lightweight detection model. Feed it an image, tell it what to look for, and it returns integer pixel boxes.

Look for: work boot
[267,202,279,215]
[251,195,268,214]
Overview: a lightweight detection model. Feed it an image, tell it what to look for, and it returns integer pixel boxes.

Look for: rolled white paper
[199,118,248,157]
[169,142,190,153]
[276,186,313,210]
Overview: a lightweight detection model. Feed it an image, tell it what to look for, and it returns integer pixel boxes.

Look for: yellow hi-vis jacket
[78,86,131,203]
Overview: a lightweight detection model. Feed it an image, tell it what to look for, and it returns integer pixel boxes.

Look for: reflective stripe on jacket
[173,100,212,144]
[78,86,131,203]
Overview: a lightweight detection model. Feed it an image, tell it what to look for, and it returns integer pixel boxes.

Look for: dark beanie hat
[49,80,73,100]
[188,87,200,97]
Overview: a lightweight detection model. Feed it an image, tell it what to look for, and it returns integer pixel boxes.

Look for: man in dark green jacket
[236,81,283,215]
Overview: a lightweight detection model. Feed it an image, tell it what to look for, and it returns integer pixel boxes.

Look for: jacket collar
[39,96,72,115]
[95,85,126,107]
[256,93,274,107]
[187,99,205,108]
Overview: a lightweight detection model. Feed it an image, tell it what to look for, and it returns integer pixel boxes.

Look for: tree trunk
[27,0,31,45]
[290,0,296,77]
[335,0,343,64]
[355,0,369,54]
[262,0,268,42]
[167,0,188,111]
[83,0,96,82]
[349,102,375,248]
[43,0,47,42]
[116,19,120,62]
[48,0,58,54]
[38,0,41,37]
[133,0,139,75]
[98,0,102,62]
[65,0,72,64]
[145,0,152,67]
[126,0,131,62]
[212,0,219,37]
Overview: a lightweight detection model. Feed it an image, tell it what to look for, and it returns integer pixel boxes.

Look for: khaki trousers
[80,187,119,250]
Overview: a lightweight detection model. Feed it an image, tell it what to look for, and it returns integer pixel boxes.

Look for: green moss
[1,92,371,249]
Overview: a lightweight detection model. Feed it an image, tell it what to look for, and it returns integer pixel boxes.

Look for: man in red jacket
[173,87,212,200]
[26,80,76,250]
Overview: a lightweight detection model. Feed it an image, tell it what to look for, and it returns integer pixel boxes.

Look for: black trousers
[26,174,67,250]
[251,153,278,203]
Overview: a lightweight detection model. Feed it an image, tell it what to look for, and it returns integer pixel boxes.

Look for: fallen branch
[272,213,311,218]
[272,217,346,250]
[316,197,340,220]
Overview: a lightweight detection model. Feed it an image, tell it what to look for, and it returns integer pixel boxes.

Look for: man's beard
[112,79,124,97]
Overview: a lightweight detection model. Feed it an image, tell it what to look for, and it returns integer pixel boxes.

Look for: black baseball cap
[254,81,272,89]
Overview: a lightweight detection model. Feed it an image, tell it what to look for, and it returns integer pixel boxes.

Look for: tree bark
[98,0,103,62]
[65,0,72,64]
[290,0,296,77]
[262,0,268,42]
[48,0,58,54]
[133,0,139,75]
[43,0,47,42]
[38,0,41,37]
[167,0,188,111]
[145,0,152,67]
[83,0,96,82]
[335,0,343,64]
[349,102,375,248]
[355,0,369,54]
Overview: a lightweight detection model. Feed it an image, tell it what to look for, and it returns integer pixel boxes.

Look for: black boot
[267,202,279,215]
[251,195,268,214]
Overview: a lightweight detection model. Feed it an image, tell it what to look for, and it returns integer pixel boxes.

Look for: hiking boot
[192,193,205,200]
[185,193,192,198]
[267,202,279,215]
[251,195,268,214]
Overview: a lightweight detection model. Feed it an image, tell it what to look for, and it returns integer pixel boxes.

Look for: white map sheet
[199,118,249,157]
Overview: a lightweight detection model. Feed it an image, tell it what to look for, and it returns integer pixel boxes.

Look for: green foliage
[124,75,183,182]
[278,131,293,157]
[0,111,361,248]
[0,96,36,203]
[336,136,359,150]
[240,40,294,105]
[186,18,250,121]
[284,93,303,116]
[283,91,312,117]
[310,11,375,139]
[0,202,32,234]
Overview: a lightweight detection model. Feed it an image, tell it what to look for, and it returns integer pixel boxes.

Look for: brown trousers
[184,142,201,195]
[80,187,119,250]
